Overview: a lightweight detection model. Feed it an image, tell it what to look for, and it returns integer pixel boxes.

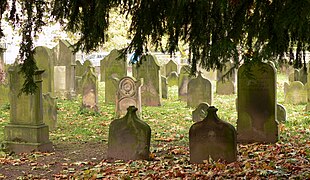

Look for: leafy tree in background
[0,0,309,93]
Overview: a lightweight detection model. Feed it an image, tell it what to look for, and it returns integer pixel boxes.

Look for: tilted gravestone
[178,65,192,101]
[4,66,53,153]
[115,76,142,118]
[107,106,151,161]
[34,46,55,95]
[53,40,76,99]
[133,54,162,106]
[165,59,178,76]
[187,72,212,108]
[43,93,57,131]
[189,106,237,163]
[81,66,98,112]
[192,102,210,122]
[277,103,286,123]
[284,81,307,104]
[167,71,179,87]
[237,61,278,143]
[161,76,168,99]
[104,49,127,104]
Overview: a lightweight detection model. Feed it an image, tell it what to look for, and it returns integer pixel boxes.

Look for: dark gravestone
[189,106,237,163]
[277,104,287,123]
[107,106,151,161]
[237,61,278,143]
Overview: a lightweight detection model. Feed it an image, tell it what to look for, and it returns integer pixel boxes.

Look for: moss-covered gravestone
[161,76,168,99]
[103,49,127,104]
[178,65,192,101]
[237,61,278,143]
[187,72,212,108]
[34,46,55,95]
[81,66,98,112]
[165,59,178,76]
[192,102,209,122]
[167,71,179,87]
[133,55,162,106]
[189,106,237,163]
[53,40,76,99]
[43,93,57,131]
[107,106,151,161]
[284,81,307,104]
[4,66,53,153]
[115,77,142,118]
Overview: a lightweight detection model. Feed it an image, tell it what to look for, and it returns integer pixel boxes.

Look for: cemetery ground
[0,73,310,179]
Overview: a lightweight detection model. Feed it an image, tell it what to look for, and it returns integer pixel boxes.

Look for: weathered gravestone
[75,60,84,77]
[161,76,168,99]
[178,65,192,101]
[167,71,179,87]
[133,54,162,106]
[187,72,212,108]
[107,106,151,161]
[237,61,278,143]
[216,61,236,95]
[104,49,127,104]
[34,46,55,95]
[4,66,53,153]
[277,104,287,123]
[165,59,178,76]
[192,102,210,122]
[43,93,57,131]
[216,81,235,95]
[115,76,142,118]
[53,40,76,99]
[81,66,98,112]
[189,106,237,163]
[284,81,307,104]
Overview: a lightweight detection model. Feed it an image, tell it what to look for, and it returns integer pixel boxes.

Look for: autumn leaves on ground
[0,74,310,179]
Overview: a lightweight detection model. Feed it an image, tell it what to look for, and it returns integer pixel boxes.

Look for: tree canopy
[1,0,310,93]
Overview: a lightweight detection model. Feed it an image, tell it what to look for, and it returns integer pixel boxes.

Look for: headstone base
[4,124,53,153]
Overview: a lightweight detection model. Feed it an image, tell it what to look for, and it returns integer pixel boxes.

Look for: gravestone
[107,106,151,161]
[237,61,278,143]
[284,81,307,104]
[4,66,53,153]
[216,61,236,95]
[75,60,84,77]
[34,46,55,95]
[187,72,212,108]
[189,106,237,163]
[294,68,307,85]
[178,65,192,101]
[216,80,235,95]
[104,49,127,104]
[165,59,178,76]
[53,40,76,99]
[277,104,286,123]
[192,102,210,122]
[43,93,57,131]
[133,55,162,106]
[81,66,98,112]
[167,71,179,87]
[115,76,142,118]
[161,76,168,99]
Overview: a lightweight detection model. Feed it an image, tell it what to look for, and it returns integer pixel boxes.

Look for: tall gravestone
[104,49,127,104]
[165,60,178,76]
[189,106,237,163]
[53,40,76,99]
[4,66,53,153]
[34,46,55,95]
[237,61,278,143]
[81,66,98,112]
[178,65,192,101]
[161,76,168,99]
[187,72,212,108]
[115,76,142,118]
[43,93,57,131]
[133,55,162,106]
[107,106,151,161]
